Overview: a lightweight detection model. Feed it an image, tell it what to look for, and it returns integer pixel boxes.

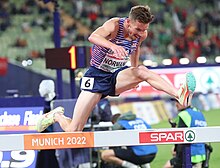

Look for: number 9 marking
[10,150,35,167]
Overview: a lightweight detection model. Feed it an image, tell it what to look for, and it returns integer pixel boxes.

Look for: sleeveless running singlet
[90,18,140,73]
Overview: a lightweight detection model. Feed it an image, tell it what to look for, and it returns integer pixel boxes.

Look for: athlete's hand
[109,44,128,59]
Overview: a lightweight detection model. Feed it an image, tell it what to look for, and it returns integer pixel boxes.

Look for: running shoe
[36,106,64,132]
[178,72,196,107]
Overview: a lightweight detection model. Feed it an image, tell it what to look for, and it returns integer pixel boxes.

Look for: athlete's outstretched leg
[115,65,178,97]
[115,65,196,107]
[36,91,102,132]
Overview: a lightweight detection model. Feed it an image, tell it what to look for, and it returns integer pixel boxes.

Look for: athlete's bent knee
[134,65,150,80]
[137,65,149,71]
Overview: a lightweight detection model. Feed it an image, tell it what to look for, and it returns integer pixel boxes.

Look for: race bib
[99,55,128,73]
[81,77,94,90]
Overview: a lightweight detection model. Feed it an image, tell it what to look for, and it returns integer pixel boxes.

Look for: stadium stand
[0,0,219,79]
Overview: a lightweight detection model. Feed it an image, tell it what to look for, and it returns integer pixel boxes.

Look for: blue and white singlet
[90,18,140,73]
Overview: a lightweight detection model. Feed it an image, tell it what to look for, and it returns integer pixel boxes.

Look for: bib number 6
[81,77,94,90]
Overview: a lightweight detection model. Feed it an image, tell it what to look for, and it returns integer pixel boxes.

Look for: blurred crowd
[0,0,220,65]
[68,0,220,64]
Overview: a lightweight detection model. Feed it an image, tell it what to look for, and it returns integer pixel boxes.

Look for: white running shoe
[36,106,64,132]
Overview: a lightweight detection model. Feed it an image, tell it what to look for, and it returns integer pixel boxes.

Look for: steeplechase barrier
[0,126,220,151]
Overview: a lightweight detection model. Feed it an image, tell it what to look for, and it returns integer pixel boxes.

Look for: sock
[122,161,138,168]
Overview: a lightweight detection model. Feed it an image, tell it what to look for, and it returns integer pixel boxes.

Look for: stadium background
[0,0,220,168]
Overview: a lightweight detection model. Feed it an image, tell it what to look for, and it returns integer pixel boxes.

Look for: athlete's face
[127,19,149,40]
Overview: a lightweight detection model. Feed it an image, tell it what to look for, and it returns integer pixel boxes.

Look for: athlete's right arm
[88,18,127,58]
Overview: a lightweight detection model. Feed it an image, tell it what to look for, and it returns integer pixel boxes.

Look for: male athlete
[36,5,196,132]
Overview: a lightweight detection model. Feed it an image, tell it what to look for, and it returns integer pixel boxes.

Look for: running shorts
[80,66,128,97]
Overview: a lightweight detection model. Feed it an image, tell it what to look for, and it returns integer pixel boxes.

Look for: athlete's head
[129,5,154,24]
[126,5,154,39]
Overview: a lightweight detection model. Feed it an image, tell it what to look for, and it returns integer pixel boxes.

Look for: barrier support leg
[182,144,192,168]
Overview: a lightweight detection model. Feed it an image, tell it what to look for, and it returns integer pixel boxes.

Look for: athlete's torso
[90,18,140,73]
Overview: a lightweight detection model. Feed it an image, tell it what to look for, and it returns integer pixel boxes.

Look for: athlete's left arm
[130,32,148,67]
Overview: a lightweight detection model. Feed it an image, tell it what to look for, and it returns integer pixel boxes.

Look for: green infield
[150,108,220,168]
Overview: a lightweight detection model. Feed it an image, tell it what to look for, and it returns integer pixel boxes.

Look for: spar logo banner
[185,130,195,142]
[139,130,196,144]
